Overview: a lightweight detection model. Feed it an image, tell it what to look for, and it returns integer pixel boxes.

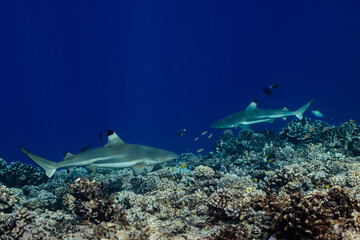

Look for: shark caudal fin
[19,146,58,178]
[294,97,315,120]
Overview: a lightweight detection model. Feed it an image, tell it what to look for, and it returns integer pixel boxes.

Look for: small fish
[265,153,276,163]
[263,88,272,95]
[325,184,330,189]
[197,148,204,153]
[99,129,104,140]
[302,134,311,140]
[194,137,199,141]
[323,127,330,131]
[309,127,316,132]
[208,133,213,139]
[254,178,258,182]
[312,110,323,117]
[178,129,186,136]
[80,144,90,153]
[349,119,357,124]
[262,84,279,95]
[180,163,185,169]
[201,131,208,136]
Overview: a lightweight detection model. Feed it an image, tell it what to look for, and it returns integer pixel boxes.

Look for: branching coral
[279,118,330,144]
[65,177,127,223]
[0,161,47,187]
[193,165,215,179]
[272,186,360,239]
[0,185,18,213]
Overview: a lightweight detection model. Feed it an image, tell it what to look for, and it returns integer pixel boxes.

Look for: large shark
[211,98,315,131]
[19,130,178,178]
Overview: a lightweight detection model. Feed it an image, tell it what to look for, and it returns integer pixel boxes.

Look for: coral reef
[272,186,360,239]
[280,118,360,156]
[279,118,330,144]
[64,176,126,223]
[0,161,47,187]
[0,207,76,240]
[193,165,215,179]
[0,185,18,213]
[0,119,359,239]
[20,185,57,210]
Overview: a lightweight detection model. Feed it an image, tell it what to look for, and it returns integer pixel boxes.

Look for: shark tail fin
[294,97,315,120]
[19,146,58,178]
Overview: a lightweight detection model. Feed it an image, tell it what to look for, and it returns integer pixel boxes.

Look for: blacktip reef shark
[211,97,315,132]
[19,130,178,178]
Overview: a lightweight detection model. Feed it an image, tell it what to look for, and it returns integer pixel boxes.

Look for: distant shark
[19,130,178,178]
[211,98,315,131]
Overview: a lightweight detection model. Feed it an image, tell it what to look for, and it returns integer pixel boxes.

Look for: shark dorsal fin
[105,129,125,147]
[64,152,74,159]
[245,99,259,111]
[282,106,289,111]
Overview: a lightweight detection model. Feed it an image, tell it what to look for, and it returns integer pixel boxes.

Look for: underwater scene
[1,1,360,240]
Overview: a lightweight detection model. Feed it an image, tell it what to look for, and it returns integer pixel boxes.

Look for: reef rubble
[0,119,360,239]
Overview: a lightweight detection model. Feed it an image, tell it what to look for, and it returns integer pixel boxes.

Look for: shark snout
[211,121,222,128]
[211,121,231,129]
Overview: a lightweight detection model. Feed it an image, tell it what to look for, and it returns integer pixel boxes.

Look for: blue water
[1,1,360,166]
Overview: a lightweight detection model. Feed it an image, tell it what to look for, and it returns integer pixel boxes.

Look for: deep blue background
[1,1,360,165]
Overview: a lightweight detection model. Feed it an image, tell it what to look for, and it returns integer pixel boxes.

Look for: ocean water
[1,1,359,165]
[1,1,360,239]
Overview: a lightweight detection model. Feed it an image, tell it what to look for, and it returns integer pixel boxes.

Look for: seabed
[0,118,360,240]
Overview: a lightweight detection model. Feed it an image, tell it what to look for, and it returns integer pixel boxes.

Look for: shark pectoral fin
[105,130,125,147]
[265,119,275,123]
[282,117,287,121]
[131,163,146,176]
[240,125,253,132]
[86,165,97,172]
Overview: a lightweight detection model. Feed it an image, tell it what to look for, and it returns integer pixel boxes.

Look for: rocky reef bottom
[1,119,360,240]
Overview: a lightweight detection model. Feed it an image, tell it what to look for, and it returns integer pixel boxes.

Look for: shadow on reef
[0,119,360,239]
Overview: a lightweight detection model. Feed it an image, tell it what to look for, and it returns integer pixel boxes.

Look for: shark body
[19,130,178,178]
[211,98,315,131]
